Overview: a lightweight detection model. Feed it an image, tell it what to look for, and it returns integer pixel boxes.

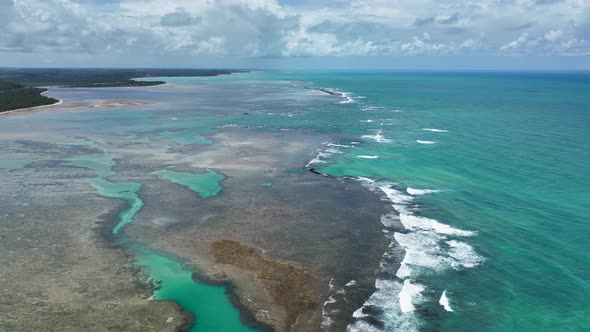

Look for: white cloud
[544,29,563,42]
[501,32,532,51]
[0,0,588,58]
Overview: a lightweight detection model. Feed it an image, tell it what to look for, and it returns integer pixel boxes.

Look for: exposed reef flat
[210,240,317,331]
[0,80,398,332]
[124,128,393,331]
[0,141,187,331]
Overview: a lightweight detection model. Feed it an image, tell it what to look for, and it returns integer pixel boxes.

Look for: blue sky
[0,0,589,69]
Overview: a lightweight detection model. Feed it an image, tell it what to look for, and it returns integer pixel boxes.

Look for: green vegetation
[0,68,242,87]
[0,68,244,113]
[0,81,59,113]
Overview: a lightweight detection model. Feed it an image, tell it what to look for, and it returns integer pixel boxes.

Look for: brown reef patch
[210,240,318,331]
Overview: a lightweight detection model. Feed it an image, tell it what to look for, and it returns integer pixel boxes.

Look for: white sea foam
[306,150,331,167]
[399,214,476,237]
[321,295,337,329]
[362,130,392,143]
[348,178,482,332]
[407,188,441,195]
[306,142,349,168]
[217,123,245,129]
[447,240,485,269]
[417,140,437,144]
[361,105,384,111]
[348,279,422,332]
[323,278,360,330]
[378,185,413,205]
[328,143,354,148]
[360,119,375,123]
[339,92,355,104]
[345,280,357,287]
[306,157,326,167]
[394,232,451,279]
[380,213,399,228]
[325,148,343,154]
[399,279,425,313]
[439,291,453,312]
[422,128,448,133]
[324,295,337,305]
[357,155,379,159]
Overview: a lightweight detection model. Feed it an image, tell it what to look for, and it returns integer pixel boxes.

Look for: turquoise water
[153,170,225,198]
[137,72,590,330]
[130,242,259,332]
[252,72,590,331]
[67,155,258,332]
[5,71,588,331]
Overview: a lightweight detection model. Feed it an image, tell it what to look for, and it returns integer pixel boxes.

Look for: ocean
[150,71,590,330]
[2,71,589,331]
[273,71,590,331]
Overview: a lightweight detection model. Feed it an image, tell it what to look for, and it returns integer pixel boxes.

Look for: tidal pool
[153,169,225,198]
[69,155,259,332]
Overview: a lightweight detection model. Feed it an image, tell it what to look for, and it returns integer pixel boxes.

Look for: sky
[0,0,589,70]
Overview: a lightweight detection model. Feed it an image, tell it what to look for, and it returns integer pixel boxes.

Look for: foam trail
[348,279,421,332]
[399,279,425,313]
[306,150,333,167]
[321,295,337,329]
[361,105,384,111]
[340,92,354,104]
[407,188,441,195]
[325,148,342,154]
[357,155,379,159]
[417,140,437,144]
[345,280,357,287]
[328,143,353,148]
[422,128,448,133]
[349,178,482,332]
[362,130,392,143]
[400,213,476,237]
[447,240,484,268]
[439,291,453,312]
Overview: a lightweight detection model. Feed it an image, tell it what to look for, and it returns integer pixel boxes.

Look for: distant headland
[0,68,245,113]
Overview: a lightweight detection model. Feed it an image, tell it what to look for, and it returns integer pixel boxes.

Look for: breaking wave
[348,178,482,331]
[422,128,448,133]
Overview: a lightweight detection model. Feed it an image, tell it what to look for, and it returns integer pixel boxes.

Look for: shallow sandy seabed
[0,142,187,332]
[0,85,399,332]
[123,128,393,331]
[0,98,152,117]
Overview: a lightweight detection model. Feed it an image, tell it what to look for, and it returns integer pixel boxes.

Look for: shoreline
[0,97,63,116]
[2,79,398,332]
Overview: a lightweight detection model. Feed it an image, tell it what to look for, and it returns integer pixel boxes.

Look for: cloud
[0,0,588,59]
[160,7,201,27]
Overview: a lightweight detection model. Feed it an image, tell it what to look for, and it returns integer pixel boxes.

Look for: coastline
[0,77,397,332]
[0,97,63,116]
